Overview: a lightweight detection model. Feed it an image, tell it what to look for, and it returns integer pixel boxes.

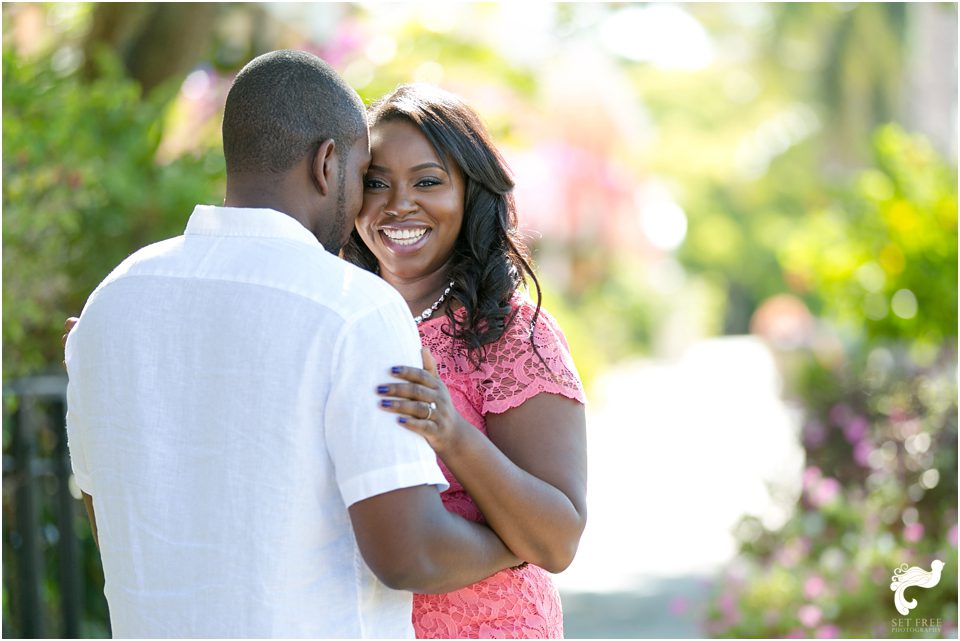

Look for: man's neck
[223,178,310,229]
[223,189,285,213]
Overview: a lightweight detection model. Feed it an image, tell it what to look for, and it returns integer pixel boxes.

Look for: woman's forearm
[376,360,587,574]
[350,484,522,595]
[437,419,585,573]
[415,509,523,593]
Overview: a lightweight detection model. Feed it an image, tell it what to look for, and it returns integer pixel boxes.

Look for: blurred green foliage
[2,45,225,383]
[649,3,929,336]
[706,125,958,639]
[3,43,223,637]
[538,252,665,393]
[782,125,958,348]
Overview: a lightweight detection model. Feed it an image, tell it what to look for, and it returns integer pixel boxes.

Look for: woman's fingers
[378,364,451,442]
[421,348,439,377]
[378,397,436,420]
[388,365,438,388]
[62,317,79,351]
[375,382,434,401]
[396,416,439,438]
[62,317,79,369]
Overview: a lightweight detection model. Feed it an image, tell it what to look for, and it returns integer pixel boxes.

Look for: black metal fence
[3,375,108,638]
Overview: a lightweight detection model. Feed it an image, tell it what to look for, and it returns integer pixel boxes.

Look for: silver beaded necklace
[414,281,455,324]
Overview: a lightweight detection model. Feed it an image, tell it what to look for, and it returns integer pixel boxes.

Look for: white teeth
[382,228,428,244]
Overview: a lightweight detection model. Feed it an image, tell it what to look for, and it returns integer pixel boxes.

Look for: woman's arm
[448,392,587,573]
[349,484,522,594]
[378,351,587,573]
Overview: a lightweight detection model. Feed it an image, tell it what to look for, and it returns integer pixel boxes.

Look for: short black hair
[222,50,366,175]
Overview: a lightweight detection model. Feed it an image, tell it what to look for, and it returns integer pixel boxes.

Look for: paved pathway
[553,336,805,637]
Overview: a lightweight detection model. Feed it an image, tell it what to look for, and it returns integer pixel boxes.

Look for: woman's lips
[379,226,432,255]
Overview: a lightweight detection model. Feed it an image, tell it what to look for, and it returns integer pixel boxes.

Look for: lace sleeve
[476,299,586,416]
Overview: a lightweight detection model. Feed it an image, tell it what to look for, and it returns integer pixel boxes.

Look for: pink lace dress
[413,295,586,639]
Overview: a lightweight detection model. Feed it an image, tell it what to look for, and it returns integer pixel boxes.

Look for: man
[64,50,519,638]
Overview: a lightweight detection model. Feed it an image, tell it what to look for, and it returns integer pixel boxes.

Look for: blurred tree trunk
[902,2,958,160]
[82,3,221,96]
[769,4,909,171]
[821,3,907,168]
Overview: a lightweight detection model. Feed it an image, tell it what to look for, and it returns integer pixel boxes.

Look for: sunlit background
[3,3,957,638]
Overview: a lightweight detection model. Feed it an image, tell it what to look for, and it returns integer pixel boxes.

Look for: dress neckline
[415,291,529,330]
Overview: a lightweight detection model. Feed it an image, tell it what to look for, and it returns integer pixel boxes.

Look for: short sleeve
[325,300,448,507]
[64,325,94,493]
[476,300,587,416]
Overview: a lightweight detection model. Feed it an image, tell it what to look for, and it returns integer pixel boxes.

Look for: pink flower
[843,416,869,444]
[853,440,873,467]
[669,596,689,616]
[843,572,860,592]
[803,466,823,491]
[872,566,888,584]
[810,477,841,507]
[784,629,807,638]
[804,421,827,448]
[829,403,853,427]
[904,522,924,543]
[948,524,958,547]
[798,604,823,628]
[804,575,827,599]
[816,624,841,638]
[718,593,738,617]
[314,21,364,67]
[889,406,912,423]
[704,620,726,636]
[775,537,814,569]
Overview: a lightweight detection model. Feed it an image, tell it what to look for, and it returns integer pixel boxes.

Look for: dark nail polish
[376,385,389,394]
[398,417,407,424]
[391,366,402,374]
[381,399,392,407]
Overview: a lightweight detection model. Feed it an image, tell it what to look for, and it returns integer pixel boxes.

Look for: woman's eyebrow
[367,162,447,173]
[411,162,446,172]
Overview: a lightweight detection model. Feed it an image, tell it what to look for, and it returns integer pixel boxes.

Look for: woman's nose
[384,187,416,217]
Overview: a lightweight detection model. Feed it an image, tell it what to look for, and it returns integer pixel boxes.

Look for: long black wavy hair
[342,84,543,367]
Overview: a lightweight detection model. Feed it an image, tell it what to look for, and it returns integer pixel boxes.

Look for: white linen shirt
[65,205,447,638]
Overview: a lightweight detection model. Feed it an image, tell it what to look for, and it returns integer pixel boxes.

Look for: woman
[343,84,587,639]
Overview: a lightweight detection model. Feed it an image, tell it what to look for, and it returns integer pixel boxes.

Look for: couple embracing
[64,50,586,639]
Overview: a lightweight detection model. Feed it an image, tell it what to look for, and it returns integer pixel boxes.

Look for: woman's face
[356,119,465,281]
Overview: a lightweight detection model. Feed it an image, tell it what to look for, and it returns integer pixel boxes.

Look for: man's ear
[312,139,337,196]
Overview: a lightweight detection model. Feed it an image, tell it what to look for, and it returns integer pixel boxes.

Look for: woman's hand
[376,348,466,455]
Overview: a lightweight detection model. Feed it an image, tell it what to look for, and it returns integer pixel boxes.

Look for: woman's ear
[311,139,337,196]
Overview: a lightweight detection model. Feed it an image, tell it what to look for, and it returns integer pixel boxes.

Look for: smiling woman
[346,83,537,359]
[343,84,588,639]
[356,118,465,282]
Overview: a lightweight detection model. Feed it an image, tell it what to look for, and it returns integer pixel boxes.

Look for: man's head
[222,50,370,252]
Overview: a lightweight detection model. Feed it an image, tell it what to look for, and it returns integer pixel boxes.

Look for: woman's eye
[416,178,441,187]
[364,178,387,189]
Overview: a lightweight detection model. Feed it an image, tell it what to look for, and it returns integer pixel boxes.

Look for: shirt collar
[184,205,323,250]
